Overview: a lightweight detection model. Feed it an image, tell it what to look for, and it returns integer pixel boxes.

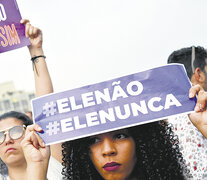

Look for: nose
[102,138,117,157]
[4,132,14,145]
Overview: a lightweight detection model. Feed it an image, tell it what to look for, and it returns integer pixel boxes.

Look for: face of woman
[0,118,26,166]
[89,129,137,180]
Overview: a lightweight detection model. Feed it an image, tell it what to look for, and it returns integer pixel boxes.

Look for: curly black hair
[62,120,190,180]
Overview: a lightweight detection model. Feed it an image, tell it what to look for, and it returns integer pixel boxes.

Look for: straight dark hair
[0,111,33,176]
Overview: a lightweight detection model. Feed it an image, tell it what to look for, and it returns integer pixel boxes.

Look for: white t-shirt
[47,156,63,180]
[0,156,63,180]
[0,175,9,180]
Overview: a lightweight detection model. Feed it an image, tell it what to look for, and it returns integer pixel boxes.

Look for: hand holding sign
[189,84,207,138]
[21,19,43,55]
[21,124,50,180]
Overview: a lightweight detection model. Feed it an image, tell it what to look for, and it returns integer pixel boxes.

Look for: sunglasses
[0,125,26,145]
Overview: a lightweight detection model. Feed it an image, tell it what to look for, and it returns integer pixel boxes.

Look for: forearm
[22,19,54,97]
[27,162,48,180]
[29,47,53,97]
[51,143,63,163]
[189,113,207,139]
[199,127,207,138]
[191,123,207,139]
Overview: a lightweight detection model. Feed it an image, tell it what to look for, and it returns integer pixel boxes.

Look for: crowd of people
[0,20,207,180]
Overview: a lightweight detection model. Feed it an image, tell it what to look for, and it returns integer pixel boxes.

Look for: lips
[5,148,16,153]
[103,162,121,171]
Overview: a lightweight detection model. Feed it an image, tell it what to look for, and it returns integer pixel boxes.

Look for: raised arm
[21,19,53,97]
[189,84,207,138]
[21,19,63,163]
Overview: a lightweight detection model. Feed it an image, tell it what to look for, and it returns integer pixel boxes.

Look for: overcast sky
[1,0,207,93]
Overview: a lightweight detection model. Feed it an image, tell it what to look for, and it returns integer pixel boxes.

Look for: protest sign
[32,64,196,145]
[0,0,30,53]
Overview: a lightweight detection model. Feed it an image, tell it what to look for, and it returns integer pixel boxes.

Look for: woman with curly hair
[61,79,207,180]
[62,120,190,180]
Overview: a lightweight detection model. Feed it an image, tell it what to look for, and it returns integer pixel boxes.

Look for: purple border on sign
[32,64,196,145]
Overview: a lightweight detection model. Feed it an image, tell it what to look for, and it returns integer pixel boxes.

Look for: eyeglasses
[0,125,26,145]
[191,46,195,73]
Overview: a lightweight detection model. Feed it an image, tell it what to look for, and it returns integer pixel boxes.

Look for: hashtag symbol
[42,101,57,117]
[46,121,60,136]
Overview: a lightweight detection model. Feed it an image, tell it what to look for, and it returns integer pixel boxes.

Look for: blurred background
[0,0,207,113]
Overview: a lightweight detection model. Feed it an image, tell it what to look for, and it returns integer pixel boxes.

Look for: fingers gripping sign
[189,84,207,138]
[20,19,43,51]
[21,124,50,180]
[21,124,50,163]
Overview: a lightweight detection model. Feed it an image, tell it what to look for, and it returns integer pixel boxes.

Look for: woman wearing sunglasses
[0,19,61,180]
[20,19,63,179]
[0,111,49,180]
